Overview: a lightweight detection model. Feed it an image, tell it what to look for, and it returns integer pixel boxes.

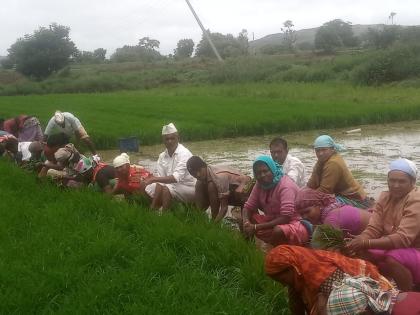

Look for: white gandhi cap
[162,123,178,135]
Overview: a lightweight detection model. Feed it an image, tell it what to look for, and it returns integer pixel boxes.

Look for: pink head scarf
[295,187,337,210]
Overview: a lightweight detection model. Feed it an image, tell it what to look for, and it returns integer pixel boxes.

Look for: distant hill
[249,24,385,51]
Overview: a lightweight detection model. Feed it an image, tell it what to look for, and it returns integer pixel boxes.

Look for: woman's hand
[345,237,366,256]
[243,221,255,237]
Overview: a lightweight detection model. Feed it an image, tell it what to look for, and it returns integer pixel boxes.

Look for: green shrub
[351,44,420,85]
[281,65,309,82]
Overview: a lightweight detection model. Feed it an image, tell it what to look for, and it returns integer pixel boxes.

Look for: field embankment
[0,160,287,314]
[1,82,420,149]
[1,44,420,96]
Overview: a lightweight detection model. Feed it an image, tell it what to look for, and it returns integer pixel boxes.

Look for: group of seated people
[2,111,420,314]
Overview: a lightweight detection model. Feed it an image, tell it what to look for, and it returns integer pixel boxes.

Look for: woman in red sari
[265,245,393,315]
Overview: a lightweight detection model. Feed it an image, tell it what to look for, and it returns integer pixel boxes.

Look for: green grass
[0,160,287,314]
[1,82,420,149]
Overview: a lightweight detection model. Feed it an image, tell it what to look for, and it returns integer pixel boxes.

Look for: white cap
[113,153,130,168]
[54,111,65,124]
[162,123,178,135]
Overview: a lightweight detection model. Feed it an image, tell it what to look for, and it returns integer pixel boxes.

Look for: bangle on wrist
[254,224,257,231]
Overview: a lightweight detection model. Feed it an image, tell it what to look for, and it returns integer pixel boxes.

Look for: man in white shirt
[144,123,196,210]
[270,137,306,187]
[44,111,96,155]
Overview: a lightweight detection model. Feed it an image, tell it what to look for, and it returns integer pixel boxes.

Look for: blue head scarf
[389,158,417,179]
[314,135,345,152]
[253,155,284,190]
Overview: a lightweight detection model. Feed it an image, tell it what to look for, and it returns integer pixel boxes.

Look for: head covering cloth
[54,143,78,163]
[295,188,344,222]
[54,111,65,124]
[253,155,283,190]
[74,156,93,174]
[113,153,130,168]
[265,245,392,314]
[327,276,393,315]
[314,135,345,152]
[295,187,337,210]
[389,158,417,179]
[162,123,178,135]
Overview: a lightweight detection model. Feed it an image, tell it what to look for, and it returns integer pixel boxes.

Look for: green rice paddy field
[1,82,420,149]
[0,161,287,314]
[1,82,420,313]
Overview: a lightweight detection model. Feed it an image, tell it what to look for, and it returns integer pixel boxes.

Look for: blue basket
[118,137,139,153]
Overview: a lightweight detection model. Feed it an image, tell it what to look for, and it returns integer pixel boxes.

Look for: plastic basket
[118,137,139,153]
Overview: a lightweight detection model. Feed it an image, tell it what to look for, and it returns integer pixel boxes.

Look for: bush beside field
[1,82,420,149]
[0,161,287,314]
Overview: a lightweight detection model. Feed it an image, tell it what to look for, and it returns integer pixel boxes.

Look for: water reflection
[99,120,420,199]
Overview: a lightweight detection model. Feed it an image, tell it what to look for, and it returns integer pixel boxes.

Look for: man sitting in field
[144,123,196,210]
[269,137,306,187]
[187,156,254,222]
[44,111,97,156]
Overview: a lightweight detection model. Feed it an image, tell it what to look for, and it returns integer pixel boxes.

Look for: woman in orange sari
[265,245,392,315]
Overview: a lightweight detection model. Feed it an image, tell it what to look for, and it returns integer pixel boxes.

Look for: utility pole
[185,0,223,62]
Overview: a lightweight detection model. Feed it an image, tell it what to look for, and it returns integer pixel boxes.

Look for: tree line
[2,19,420,80]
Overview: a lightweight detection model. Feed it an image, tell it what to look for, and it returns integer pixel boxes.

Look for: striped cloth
[327,275,394,315]
[335,195,371,209]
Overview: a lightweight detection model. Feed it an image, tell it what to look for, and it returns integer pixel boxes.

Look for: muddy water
[99,120,420,199]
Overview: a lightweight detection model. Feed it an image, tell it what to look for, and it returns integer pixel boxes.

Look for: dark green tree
[4,23,77,79]
[364,25,401,49]
[237,29,249,54]
[74,48,107,64]
[110,37,163,63]
[281,20,297,51]
[138,37,160,51]
[195,30,249,59]
[93,48,107,61]
[315,19,358,53]
[174,39,195,58]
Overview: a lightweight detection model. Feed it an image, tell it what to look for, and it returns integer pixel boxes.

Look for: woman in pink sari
[347,158,420,291]
[295,187,371,236]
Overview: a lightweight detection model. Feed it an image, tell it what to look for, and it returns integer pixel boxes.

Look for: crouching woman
[242,156,308,246]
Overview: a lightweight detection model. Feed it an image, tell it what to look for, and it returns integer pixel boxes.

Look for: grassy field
[1,82,420,149]
[0,160,287,314]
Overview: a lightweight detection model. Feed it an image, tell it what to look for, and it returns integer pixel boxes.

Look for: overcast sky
[1,0,418,57]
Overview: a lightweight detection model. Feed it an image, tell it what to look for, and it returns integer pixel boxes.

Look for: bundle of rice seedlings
[311,224,346,251]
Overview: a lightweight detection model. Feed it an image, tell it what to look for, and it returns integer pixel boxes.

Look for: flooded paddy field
[100,120,420,199]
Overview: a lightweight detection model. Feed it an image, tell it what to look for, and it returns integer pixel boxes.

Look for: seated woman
[307,135,369,208]
[266,245,418,315]
[186,156,254,222]
[347,158,420,291]
[295,187,371,236]
[242,156,309,246]
[0,115,43,142]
